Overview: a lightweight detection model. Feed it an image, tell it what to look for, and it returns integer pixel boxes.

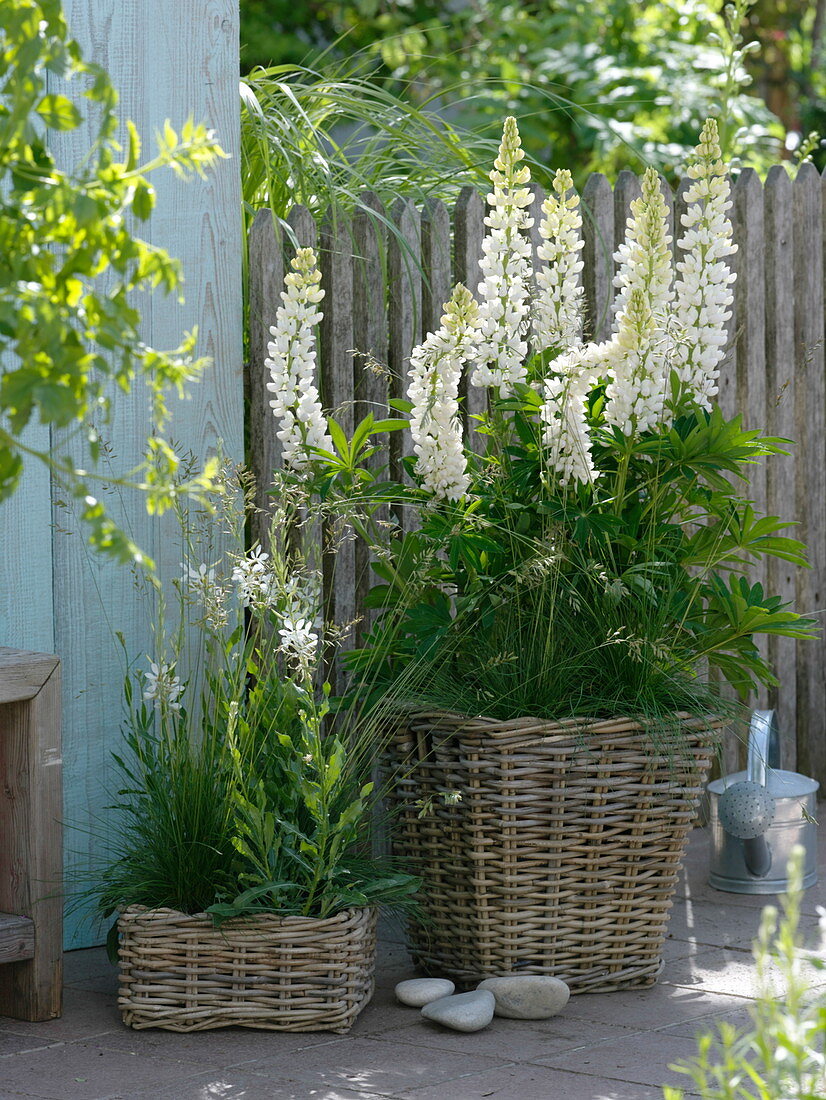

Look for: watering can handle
[747,710,781,787]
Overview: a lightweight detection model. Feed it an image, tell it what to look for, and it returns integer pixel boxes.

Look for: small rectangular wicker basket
[117,905,377,1032]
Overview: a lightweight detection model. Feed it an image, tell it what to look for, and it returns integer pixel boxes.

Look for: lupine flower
[671,119,737,410]
[470,117,534,396]
[603,288,670,436]
[265,248,334,467]
[534,169,584,353]
[539,346,600,486]
[604,168,673,436]
[408,284,478,502]
[143,660,183,712]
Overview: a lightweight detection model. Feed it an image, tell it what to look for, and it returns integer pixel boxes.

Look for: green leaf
[35,93,82,130]
[132,179,155,221]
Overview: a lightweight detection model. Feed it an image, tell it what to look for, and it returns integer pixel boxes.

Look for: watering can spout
[742,835,772,878]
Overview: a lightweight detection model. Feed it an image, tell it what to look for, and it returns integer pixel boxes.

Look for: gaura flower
[278,617,319,663]
[143,660,183,712]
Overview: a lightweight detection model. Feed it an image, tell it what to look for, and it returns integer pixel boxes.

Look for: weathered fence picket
[793,165,826,784]
[248,167,826,785]
[764,166,798,769]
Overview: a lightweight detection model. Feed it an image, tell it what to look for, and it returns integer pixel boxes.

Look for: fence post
[0,648,62,1021]
[793,163,826,784]
[387,199,422,530]
[764,166,798,769]
[582,173,614,342]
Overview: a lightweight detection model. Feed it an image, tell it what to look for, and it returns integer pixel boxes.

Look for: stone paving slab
[0,817,822,1100]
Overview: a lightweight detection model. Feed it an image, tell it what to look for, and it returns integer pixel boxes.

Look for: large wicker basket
[117,905,377,1032]
[384,711,722,993]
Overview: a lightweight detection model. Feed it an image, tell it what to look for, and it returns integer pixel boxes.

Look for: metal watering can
[707,710,819,894]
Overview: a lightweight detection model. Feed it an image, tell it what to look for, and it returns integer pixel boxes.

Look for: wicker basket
[384,711,722,993]
[117,905,377,1032]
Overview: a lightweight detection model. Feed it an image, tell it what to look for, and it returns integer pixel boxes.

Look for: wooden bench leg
[0,660,62,1021]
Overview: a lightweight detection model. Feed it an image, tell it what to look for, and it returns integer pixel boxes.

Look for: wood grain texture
[248,209,284,548]
[453,187,487,451]
[387,198,421,526]
[421,199,452,336]
[0,914,35,965]
[764,167,798,767]
[0,657,62,1020]
[48,0,243,948]
[0,422,54,654]
[793,164,826,784]
[319,212,356,688]
[581,173,614,342]
[353,194,389,642]
[732,169,768,714]
[0,649,60,705]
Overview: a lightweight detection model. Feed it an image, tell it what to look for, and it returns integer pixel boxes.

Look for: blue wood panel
[37,0,243,948]
[0,423,55,655]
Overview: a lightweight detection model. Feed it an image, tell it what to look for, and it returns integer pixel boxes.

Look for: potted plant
[263,118,815,992]
[95,479,417,1032]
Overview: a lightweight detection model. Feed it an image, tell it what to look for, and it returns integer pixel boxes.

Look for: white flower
[231,546,274,608]
[408,284,477,502]
[539,346,601,487]
[265,248,334,468]
[181,561,216,588]
[469,117,534,396]
[278,617,318,662]
[143,660,183,712]
[671,119,737,410]
[604,288,670,436]
[603,167,673,436]
[534,168,584,353]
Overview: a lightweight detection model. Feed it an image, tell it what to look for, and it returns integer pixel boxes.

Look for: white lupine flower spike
[604,168,673,436]
[470,117,534,396]
[408,284,478,502]
[672,119,737,410]
[540,346,601,487]
[534,168,585,353]
[264,118,737,497]
[265,248,334,468]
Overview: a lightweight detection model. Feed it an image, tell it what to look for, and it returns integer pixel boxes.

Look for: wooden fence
[248,165,826,787]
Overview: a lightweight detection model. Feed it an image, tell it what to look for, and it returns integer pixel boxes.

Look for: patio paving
[1,813,823,1100]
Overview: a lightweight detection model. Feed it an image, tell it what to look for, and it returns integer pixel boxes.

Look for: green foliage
[92,472,418,928]
[0,0,225,563]
[239,59,492,322]
[239,0,795,183]
[337,402,815,719]
[665,846,826,1099]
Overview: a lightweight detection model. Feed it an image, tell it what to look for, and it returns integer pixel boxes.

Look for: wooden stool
[0,648,62,1021]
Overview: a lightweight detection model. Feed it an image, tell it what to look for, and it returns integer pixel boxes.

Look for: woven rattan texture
[117,905,377,1032]
[385,712,722,992]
